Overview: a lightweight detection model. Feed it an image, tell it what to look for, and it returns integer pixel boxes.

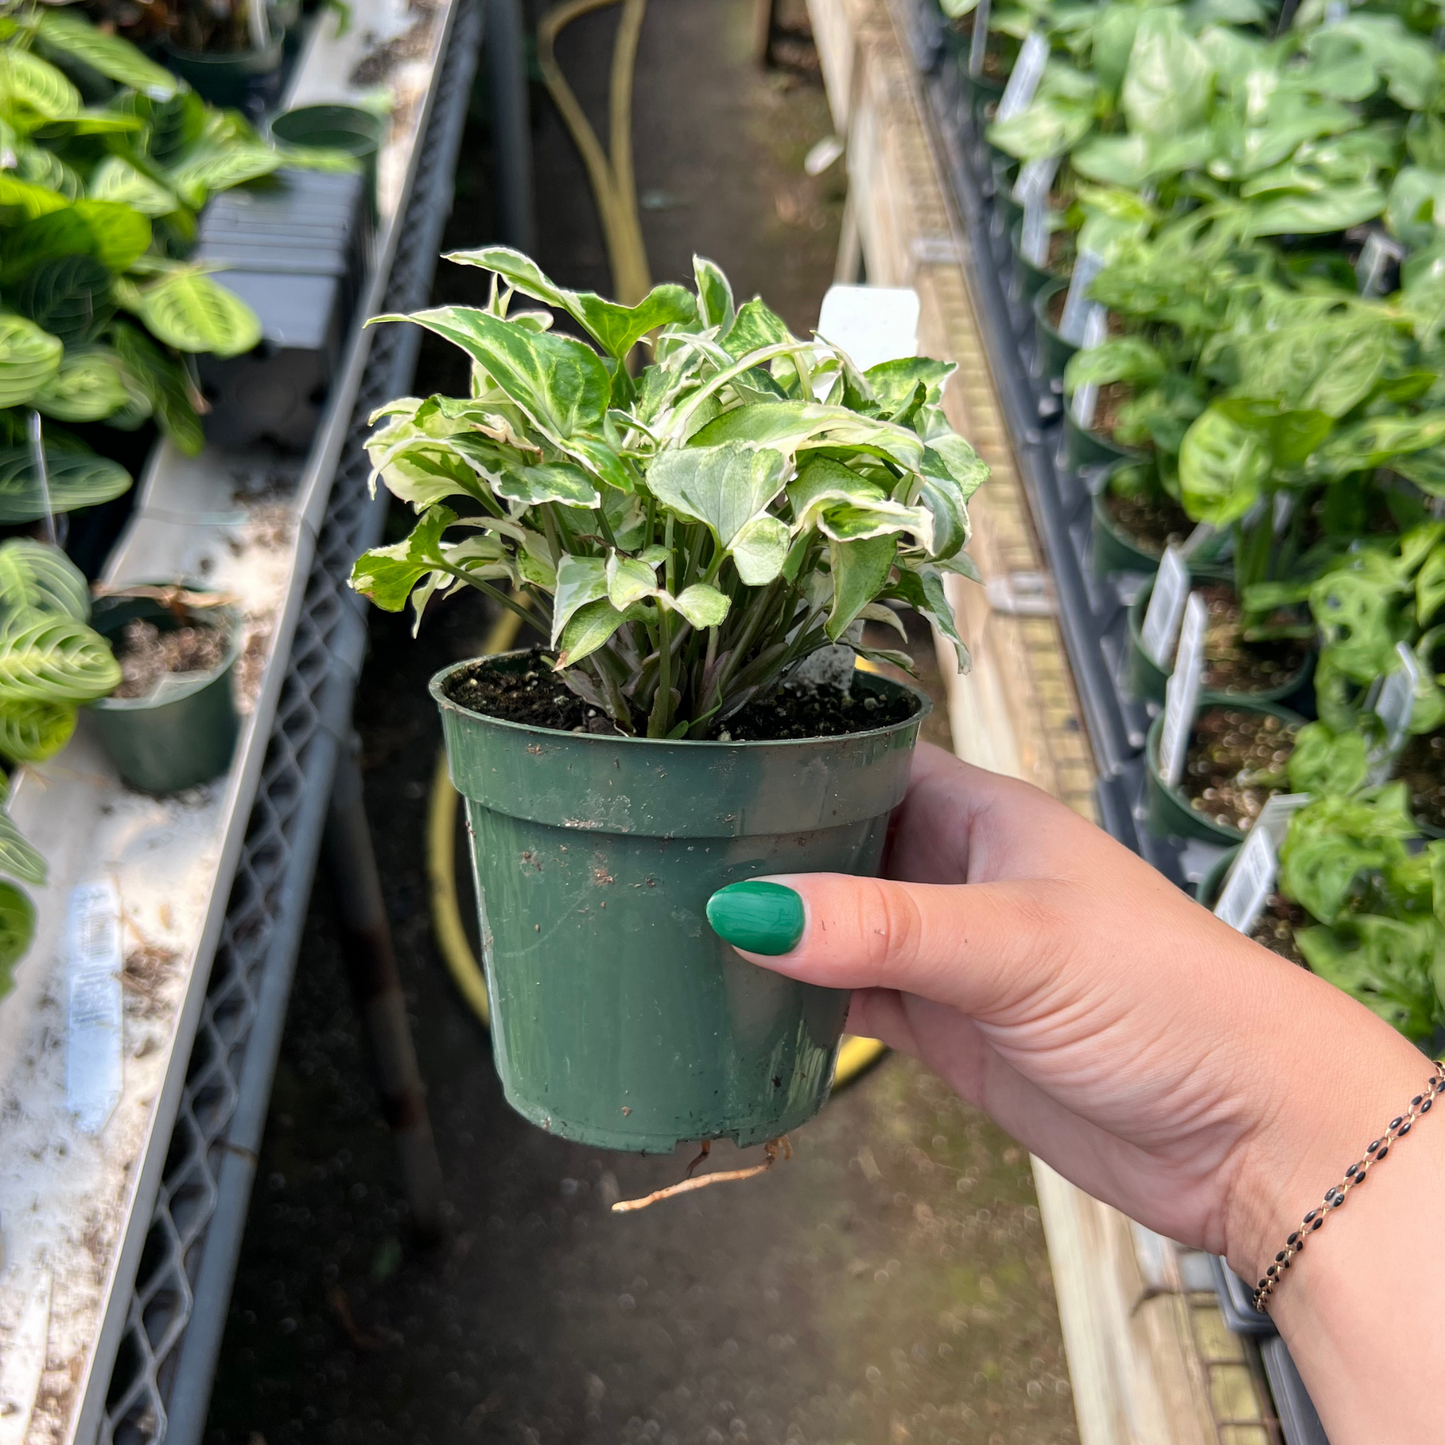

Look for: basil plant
[351,250,986,739]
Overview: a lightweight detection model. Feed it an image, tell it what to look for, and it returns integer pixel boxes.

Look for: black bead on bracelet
[1253,1061,1445,1313]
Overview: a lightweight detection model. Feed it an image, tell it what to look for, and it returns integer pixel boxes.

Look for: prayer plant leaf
[129,270,261,357]
[0,443,129,522]
[0,802,44,886]
[32,9,178,98]
[0,882,35,999]
[0,540,89,623]
[0,698,76,764]
[0,611,121,704]
[0,315,62,407]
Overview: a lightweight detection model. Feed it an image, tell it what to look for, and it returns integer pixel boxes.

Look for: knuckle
[858,877,925,973]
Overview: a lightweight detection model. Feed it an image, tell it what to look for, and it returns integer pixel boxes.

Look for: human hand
[705,743,1427,1286]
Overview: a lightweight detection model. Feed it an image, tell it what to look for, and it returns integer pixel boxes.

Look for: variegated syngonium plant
[350,248,987,739]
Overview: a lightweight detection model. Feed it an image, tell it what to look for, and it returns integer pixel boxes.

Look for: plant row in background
[931,0,1445,1042]
[0,3,335,990]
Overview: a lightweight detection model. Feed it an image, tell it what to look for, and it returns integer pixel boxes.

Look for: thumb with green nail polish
[706,879,806,956]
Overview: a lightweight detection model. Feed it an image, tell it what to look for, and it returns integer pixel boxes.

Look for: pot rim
[163,25,283,61]
[92,590,242,713]
[429,648,932,751]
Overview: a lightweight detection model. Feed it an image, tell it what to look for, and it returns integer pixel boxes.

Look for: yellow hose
[423,0,887,1092]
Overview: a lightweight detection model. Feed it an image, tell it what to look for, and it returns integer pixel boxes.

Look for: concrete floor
[204,3,1078,1441]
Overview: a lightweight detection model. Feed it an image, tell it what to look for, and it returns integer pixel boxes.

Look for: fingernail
[706,880,805,956]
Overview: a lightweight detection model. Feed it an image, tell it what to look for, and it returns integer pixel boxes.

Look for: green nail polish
[706,880,805,956]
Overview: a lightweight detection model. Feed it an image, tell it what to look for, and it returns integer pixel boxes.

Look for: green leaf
[1178,406,1271,528]
[110,321,204,455]
[551,554,610,644]
[0,540,89,622]
[0,698,76,763]
[0,442,129,522]
[87,155,179,217]
[0,611,120,704]
[495,462,601,508]
[827,536,896,642]
[789,457,887,527]
[720,298,794,359]
[13,255,115,348]
[555,596,628,667]
[0,881,35,999]
[2,201,151,281]
[446,247,697,359]
[349,506,455,612]
[33,9,178,97]
[606,553,660,610]
[0,47,80,121]
[1244,183,1386,237]
[670,583,731,630]
[166,143,283,205]
[729,514,790,586]
[32,349,130,423]
[890,563,970,670]
[0,315,62,407]
[0,173,71,220]
[693,256,734,330]
[1287,721,1367,797]
[1064,337,1166,392]
[384,304,610,440]
[646,441,789,549]
[1121,10,1213,139]
[689,401,925,471]
[128,270,261,357]
[0,801,44,886]
[863,358,955,418]
[1417,547,1445,626]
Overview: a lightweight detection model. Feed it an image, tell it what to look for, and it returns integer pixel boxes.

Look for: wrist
[1220,971,1431,1285]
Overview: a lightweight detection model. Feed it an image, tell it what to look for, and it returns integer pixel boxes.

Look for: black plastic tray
[1208,1254,1277,1337]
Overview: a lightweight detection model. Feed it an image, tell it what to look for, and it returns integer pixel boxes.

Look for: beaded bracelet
[1253,1060,1445,1313]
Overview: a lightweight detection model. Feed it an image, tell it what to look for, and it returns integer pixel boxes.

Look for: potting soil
[1396,730,1445,832]
[113,617,229,698]
[1103,487,1190,558]
[442,649,919,741]
[1180,707,1298,832]
[1197,586,1309,696]
[1248,895,1309,967]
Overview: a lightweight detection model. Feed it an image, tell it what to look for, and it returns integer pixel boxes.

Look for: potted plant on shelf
[161,0,285,108]
[351,249,986,1153]
[89,583,241,793]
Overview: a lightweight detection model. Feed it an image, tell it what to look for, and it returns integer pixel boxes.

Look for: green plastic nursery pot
[89,594,241,795]
[1032,279,1077,383]
[270,104,382,209]
[970,72,1006,126]
[1090,482,1165,578]
[1145,702,1305,846]
[1064,407,1138,472]
[1196,845,1239,910]
[434,651,929,1153]
[991,156,1022,232]
[1009,221,1067,302]
[163,31,284,107]
[1127,579,1315,707]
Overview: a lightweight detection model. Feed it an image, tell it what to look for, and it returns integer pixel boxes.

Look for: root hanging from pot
[611,1136,792,1213]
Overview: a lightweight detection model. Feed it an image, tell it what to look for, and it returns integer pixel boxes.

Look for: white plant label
[1214,824,1277,935]
[1015,155,1060,267]
[1012,152,1060,206]
[1369,641,1421,784]
[1070,306,1108,426]
[968,0,992,77]
[1256,791,1310,849]
[1159,592,1208,789]
[1177,521,1216,560]
[1356,231,1403,296]
[996,31,1048,123]
[1059,249,1105,345]
[1140,545,1191,669]
[66,878,123,1135]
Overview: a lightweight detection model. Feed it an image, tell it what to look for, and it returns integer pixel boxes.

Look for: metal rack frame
[98,8,483,1439]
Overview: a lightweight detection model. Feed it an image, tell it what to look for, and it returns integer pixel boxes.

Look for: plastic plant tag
[1021,196,1049,266]
[66,878,123,1135]
[1012,153,1060,206]
[1070,307,1108,425]
[1356,231,1404,296]
[1140,545,1191,668]
[996,31,1048,123]
[1177,522,1216,560]
[1058,249,1104,345]
[1256,791,1310,849]
[1159,592,1208,789]
[1272,491,1294,534]
[1377,641,1421,749]
[1213,824,1276,935]
[968,0,992,77]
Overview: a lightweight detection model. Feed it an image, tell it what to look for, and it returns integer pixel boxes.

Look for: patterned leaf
[128,270,261,356]
[0,611,121,705]
[0,315,63,407]
[0,47,81,122]
[15,255,116,348]
[0,444,131,523]
[88,155,179,218]
[0,539,90,622]
[0,799,45,885]
[0,699,76,764]
[33,9,178,98]
[33,349,131,423]
[0,881,36,999]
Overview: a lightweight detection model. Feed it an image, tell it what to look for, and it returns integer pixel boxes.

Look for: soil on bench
[442,649,918,741]
[112,618,227,698]
[1180,706,1299,833]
